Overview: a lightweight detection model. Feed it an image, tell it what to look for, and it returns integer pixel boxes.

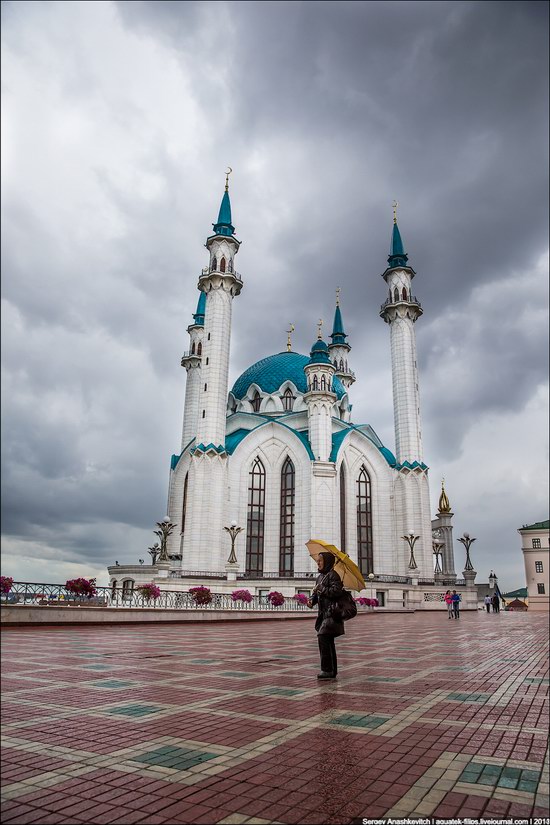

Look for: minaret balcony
[335,368,356,380]
[201,266,243,286]
[380,295,422,312]
[181,352,201,368]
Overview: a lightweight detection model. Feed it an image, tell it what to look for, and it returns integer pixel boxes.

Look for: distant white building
[108,178,480,610]
[518,520,549,611]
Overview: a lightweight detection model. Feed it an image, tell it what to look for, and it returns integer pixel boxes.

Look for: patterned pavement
[1,611,548,824]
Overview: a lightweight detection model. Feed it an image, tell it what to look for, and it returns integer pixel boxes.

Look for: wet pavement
[1,610,548,824]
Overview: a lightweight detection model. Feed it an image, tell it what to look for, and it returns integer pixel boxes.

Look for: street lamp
[223,520,243,564]
[367,572,375,601]
[148,543,160,565]
[154,517,176,563]
[432,539,444,574]
[457,532,476,571]
[402,530,419,570]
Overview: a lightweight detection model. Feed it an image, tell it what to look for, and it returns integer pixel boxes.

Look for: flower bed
[231,589,253,603]
[136,583,161,601]
[0,576,14,596]
[189,586,213,605]
[355,596,379,608]
[267,591,285,607]
[293,593,309,605]
[65,578,97,599]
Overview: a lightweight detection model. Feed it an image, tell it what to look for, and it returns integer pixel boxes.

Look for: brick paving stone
[2,612,548,823]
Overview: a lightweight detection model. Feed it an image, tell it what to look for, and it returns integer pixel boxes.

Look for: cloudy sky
[2,0,548,591]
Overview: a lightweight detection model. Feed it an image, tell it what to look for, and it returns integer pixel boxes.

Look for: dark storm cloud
[1,0,548,589]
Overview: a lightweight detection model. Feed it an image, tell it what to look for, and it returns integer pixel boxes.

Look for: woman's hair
[319,552,336,572]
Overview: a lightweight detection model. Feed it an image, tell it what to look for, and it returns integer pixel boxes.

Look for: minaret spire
[328,288,355,392]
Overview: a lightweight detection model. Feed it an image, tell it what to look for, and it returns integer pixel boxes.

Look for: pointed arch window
[356,466,373,576]
[220,257,226,273]
[402,287,408,301]
[181,472,189,535]
[340,464,347,555]
[320,375,326,391]
[212,256,217,271]
[197,341,202,357]
[246,458,266,575]
[191,342,196,354]
[394,287,399,303]
[312,375,319,391]
[279,457,295,576]
[251,391,261,412]
[282,388,295,412]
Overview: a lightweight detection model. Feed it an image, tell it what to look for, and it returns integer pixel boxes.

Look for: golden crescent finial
[286,323,295,352]
[336,287,341,307]
[225,167,233,191]
[317,318,323,340]
[392,199,399,224]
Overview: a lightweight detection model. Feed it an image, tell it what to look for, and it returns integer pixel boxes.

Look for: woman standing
[308,552,344,680]
[444,590,454,619]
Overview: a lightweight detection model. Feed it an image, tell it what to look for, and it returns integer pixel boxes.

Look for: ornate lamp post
[223,521,243,581]
[224,521,243,564]
[367,572,375,601]
[154,517,176,565]
[402,531,419,571]
[148,543,160,565]
[432,529,444,577]
[457,532,476,571]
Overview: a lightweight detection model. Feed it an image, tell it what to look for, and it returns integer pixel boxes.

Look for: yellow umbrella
[306,539,366,592]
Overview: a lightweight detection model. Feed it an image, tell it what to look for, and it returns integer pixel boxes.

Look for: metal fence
[1,582,310,612]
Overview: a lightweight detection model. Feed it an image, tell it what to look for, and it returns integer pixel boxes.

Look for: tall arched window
[312,375,319,391]
[181,472,189,534]
[246,458,266,574]
[212,256,217,271]
[220,257,226,273]
[191,342,196,354]
[402,287,408,300]
[121,579,134,601]
[197,342,202,356]
[356,466,373,575]
[279,457,295,576]
[282,388,294,411]
[251,391,261,412]
[340,464,347,555]
[111,579,118,598]
[394,287,399,302]
[320,375,326,391]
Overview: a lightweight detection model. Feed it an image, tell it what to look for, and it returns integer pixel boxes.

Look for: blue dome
[231,351,346,401]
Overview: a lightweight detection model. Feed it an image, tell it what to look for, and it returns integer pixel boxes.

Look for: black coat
[311,569,345,637]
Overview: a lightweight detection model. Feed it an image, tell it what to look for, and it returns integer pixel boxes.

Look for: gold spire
[392,200,399,224]
[438,478,451,513]
[336,286,341,307]
[225,166,232,192]
[286,323,295,352]
[317,318,323,340]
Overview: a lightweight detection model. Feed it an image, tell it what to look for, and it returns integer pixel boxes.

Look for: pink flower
[0,576,14,595]
[231,589,253,603]
[293,593,309,605]
[189,586,213,605]
[267,591,285,607]
[136,583,161,600]
[65,578,97,598]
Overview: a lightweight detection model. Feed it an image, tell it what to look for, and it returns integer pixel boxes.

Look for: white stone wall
[519,526,549,611]
[389,313,423,463]
[196,287,234,447]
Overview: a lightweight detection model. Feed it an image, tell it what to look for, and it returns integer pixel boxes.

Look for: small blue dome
[231,351,346,401]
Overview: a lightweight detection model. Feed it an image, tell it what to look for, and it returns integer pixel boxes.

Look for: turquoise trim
[193,291,206,326]
[192,443,227,455]
[330,305,347,344]
[396,460,429,471]
[225,420,315,460]
[231,351,346,401]
[170,453,180,470]
[387,221,409,269]
[212,189,235,236]
[328,423,398,468]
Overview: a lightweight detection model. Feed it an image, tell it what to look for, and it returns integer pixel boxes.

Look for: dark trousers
[318,634,337,675]
[486,604,490,613]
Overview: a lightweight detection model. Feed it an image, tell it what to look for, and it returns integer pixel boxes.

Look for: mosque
[108,176,477,610]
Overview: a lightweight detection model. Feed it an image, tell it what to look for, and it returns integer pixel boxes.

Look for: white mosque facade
[108,180,473,610]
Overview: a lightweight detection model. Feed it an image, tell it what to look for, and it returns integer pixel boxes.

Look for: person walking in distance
[444,590,454,619]
[452,590,461,619]
[492,593,500,614]
[484,594,492,613]
[307,552,344,680]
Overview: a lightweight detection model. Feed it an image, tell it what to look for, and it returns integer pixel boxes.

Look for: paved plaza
[1,611,548,824]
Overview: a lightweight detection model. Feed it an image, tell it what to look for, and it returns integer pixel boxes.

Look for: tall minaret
[181,172,243,571]
[304,322,336,462]
[328,288,355,391]
[180,291,206,450]
[380,204,423,464]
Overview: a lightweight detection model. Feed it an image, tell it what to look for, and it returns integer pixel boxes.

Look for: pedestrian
[308,552,344,680]
[452,590,461,619]
[492,593,500,613]
[444,590,454,619]
[484,594,492,613]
